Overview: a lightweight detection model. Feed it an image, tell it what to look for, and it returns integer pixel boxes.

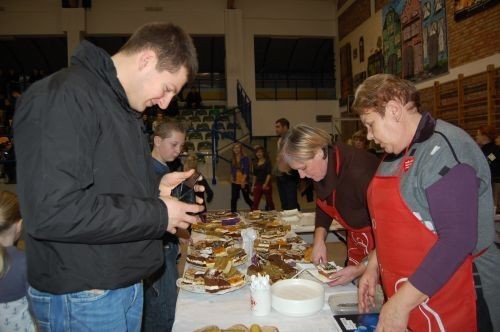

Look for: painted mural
[382,0,448,82]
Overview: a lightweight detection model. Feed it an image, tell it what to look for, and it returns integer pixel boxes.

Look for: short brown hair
[275,118,290,129]
[119,22,198,82]
[352,74,420,116]
[154,120,185,139]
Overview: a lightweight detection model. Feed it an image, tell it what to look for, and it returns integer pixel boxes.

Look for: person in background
[144,120,187,332]
[185,85,202,109]
[184,154,214,210]
[274,118,300,210]
[352,129,369,150]
[152,110,165,133]
[354,74,500,332]
[230,143,253,212]
[0,191,36,332]
[279,124,379,286]
[251,145,275,211]
[14,22,204,331]
[475,124,500,207]
[352,128,378,155]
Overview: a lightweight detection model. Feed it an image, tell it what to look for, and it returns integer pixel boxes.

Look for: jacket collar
[71,41,134,114]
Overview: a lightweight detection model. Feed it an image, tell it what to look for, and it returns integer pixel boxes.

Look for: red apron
[316,148,374,266]
[367,152,476,331]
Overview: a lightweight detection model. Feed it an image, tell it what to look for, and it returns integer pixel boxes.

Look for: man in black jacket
[13,22,203,331]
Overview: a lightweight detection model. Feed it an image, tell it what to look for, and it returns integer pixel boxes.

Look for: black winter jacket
[13,41,168,294]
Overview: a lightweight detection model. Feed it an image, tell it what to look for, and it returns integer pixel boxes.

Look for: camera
[171,171,201,204]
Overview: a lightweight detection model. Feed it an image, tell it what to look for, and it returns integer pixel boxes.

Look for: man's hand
[160,196,204,234]
[159,169,204,198]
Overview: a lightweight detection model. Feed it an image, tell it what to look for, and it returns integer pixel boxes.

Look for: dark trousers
[252,183,275,211]
[276,175,299,210]
[231,183,253,212]
[142,243,179,332]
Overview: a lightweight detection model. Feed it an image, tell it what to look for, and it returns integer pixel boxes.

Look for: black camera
[170,171,201,204]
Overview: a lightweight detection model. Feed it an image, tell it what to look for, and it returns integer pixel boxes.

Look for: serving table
[173,276,356,331]
[173,211,353,332]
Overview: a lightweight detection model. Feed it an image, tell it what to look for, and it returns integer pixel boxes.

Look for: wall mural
[382,0,448,82]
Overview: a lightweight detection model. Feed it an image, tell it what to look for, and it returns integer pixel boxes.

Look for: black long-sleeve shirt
[315,143,379,230]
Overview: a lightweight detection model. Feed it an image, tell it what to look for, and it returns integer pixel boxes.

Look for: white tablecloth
[281,212,344,233]
[172,270,357,332]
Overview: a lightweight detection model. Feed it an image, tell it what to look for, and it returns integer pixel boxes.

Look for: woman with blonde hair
[279,124,379,286]
[0,190,36,331]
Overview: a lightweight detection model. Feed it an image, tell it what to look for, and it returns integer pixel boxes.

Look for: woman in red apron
[279,124,379,285]
[353,74,497,331]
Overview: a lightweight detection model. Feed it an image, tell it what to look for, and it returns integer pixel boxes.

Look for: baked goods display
[187,246,247,267]
[246,255,299,284]
[194,323,279,332]
[192,220,247,239]
[179,257,246,294]
[253,236,312,263]
[202,209,240,223]
[245,210,279,222]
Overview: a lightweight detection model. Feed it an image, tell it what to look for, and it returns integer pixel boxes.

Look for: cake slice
[317,262,340,279]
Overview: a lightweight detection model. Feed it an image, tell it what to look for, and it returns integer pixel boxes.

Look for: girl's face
[256,149,264,159]
[154,131,185,163]
[233,144,241,154]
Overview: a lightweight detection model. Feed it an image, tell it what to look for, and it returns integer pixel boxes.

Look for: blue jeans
[142,243,179,332]
[27,283,143,332]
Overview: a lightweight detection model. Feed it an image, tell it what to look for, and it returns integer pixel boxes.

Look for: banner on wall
[382,0,448,82]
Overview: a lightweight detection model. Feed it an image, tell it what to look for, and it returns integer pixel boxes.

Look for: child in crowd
[251,146,275,211]
[143,120,186,332]
[0,190,35,331]
[230,143,253,212]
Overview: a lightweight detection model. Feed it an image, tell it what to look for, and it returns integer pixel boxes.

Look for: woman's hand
[358,252,379,313]
[327,264,366,287]
[311,239,328,265]
[376,281,428,332]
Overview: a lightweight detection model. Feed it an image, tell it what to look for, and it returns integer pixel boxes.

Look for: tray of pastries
[253,235,312,264]
[178,257,246,294]
[246,255,299,284]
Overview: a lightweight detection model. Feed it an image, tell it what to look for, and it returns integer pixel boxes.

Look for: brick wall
[338,0,371,40]
[447,0,500,68]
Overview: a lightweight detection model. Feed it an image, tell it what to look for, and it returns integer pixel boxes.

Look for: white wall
[252,100,339,136]
[0,0,341,136]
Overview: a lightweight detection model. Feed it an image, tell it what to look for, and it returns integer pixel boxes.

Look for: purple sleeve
[408,164,478,296]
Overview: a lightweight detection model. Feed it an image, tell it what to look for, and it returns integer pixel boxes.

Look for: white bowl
[271,279,325,317]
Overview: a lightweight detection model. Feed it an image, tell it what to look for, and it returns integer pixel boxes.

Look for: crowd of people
[1,19,499,332]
